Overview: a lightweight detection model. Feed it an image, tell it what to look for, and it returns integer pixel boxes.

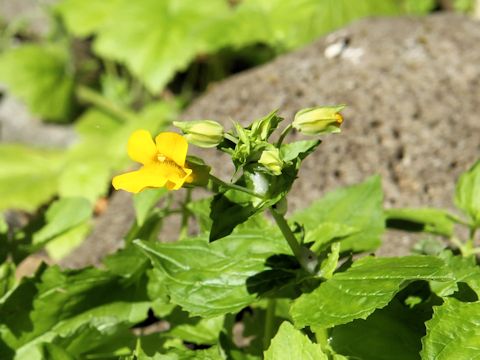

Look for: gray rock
[182,14,480,256]
[0,94,76,148]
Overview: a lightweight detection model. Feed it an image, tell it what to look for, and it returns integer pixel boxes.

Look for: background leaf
[291,176,385,252]
[0,44,74,121]
[0,145,63,211]
[455,160,480,226]
[385,208,456,237]
[92,0,231,92]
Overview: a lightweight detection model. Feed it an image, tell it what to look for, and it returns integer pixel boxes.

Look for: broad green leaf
[291,256,451,328]
[264,321,327,360]
[45,221,91,261]
[306,222,359,253]
[455,160,480,226]
[0,264,150,357]
[330,299,426,360]
[56,0,121,37]
[280,140,321,163]
[430,250,480,297]
[292,176,384,252]
[38,343,75,360]
[33,197,92,246]
[165,307,224,345]
[93,0,231,92]
[231,0,402,50]
[135,226,290,317]
[403,0,436,14]
[134,188,168,227]
[0,145,63,211]
[385,208,456,237]
[421,298,480,359]
[0,44,74,121]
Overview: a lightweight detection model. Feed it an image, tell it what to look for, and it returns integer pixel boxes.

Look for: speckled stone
[182,14,480,256]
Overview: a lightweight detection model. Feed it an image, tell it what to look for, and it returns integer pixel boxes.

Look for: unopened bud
[292,105,345,135]
[173,120,224,148]
[258,148,283,175]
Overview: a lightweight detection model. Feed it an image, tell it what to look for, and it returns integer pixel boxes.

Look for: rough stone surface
[182,14,480,256]
[0,94,76,148]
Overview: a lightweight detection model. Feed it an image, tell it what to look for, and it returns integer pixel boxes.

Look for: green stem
[263,299,276,350]
[179,189,192,239]
[223,132,239,144]
[76,85,136,123]
[208,174,264,199]
[270,208,309,271]
[276,124,292,147]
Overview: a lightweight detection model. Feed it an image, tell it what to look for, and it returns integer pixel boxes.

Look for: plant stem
[179,188,192,239]
[208,174,264,199]
[76,85,137,123]
[223,132,238,144]
[263,299,276,350]
[270,208,309,271]
[276,123,292,146]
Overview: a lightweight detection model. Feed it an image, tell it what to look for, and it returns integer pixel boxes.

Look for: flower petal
[127,130,157,165]
[112,166,168,193]
[155,132,188,166]
[167,167,193,190]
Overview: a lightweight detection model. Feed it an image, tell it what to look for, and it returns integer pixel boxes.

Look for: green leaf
[330,299,426,360]
[135,226,290,317]
[187,198,213,233]
[0,264,150,357]
[279,140,321,163]
[39,343,75,360]
[56,0,121,37]
[45,221,91,261]
[429,250,480,298]
[0,44,74,121]
[264,321,327,360]
[33,197,93,246]
[0,145,63,211]
[209,192,257,241]
[292,176,385,252]
[421,298,480,360]
[93,0,231,92]
[165,307,224,345]
[290,256,452,328]
[0,261,15,298]
[455,160,480,226]
[134,188,168,227]
[231,0,402,50]
[385,208,456,237]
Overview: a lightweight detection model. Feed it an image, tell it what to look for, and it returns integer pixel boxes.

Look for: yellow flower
[112,130,193,193]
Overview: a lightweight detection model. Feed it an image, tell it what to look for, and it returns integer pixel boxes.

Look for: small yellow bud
[259,148,283,176]
[173,120,224,148]
[292,105,345,135]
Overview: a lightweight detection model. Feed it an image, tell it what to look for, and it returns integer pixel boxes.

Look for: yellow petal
[112,166,168,193]
[155,132,188,167]
[167,167,193,190]
[127,130,157,165]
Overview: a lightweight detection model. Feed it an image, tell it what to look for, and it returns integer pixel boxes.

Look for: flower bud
[173,120,224,148]
[258,148,283,175]
[292,105,345,135]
